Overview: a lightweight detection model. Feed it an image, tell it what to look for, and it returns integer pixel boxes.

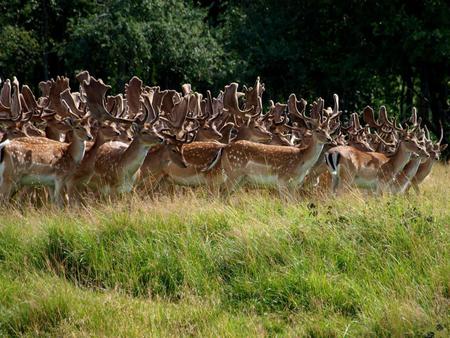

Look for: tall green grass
[0,165,449,336]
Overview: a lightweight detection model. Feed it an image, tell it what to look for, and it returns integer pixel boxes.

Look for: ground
[0,165,449,337]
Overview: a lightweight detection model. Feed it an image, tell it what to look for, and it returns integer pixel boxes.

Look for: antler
[181,83,192,96]
[150,87,167,116]
[0,79,11,108]
[363,106,381,128]
[330,94,341,120]
[301,98,323,128]
[287,93,308,128]
[343,112,362,133]
[125,76,143,118]
[244,77,264,115]
[10,77,21,120]
[409,107,418,127]
[378,106,394,126]
[321,94,341,128]
[374,131,397,148]
[46,76,71,117]
[223,83,257,119]
[82,76,135,124]
[270,102,288,125]
[60,88,85,117]
[437,120,444,145]
[0,78,29,126]
[162,94,190,129]
[106,94,125,118]
[160,90,179,117]
[141,92,158,124]
[188,92,202,119]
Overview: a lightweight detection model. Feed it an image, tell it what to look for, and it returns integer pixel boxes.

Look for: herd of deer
[0,72,446,205]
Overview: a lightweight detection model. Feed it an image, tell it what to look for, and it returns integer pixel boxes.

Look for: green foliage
[63,0,227,92]
[0,25,41,83]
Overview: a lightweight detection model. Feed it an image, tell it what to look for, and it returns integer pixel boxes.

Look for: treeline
[0,0,449,147]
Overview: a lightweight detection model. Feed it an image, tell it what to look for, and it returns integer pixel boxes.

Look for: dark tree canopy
[0,0,448,150]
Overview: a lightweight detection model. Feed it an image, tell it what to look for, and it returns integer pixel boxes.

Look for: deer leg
[330,164,345,195]
[412,183,420,194]
[220,175,242,198]
[331,173,339,194]
[52,179,64,207]
[0,179,15,204]
[65,179,82,205]
[334,168,354,196]
[278,180,295,202]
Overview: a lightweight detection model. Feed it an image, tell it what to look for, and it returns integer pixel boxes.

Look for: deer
[391,150,430,194]
[65,121,122,199]
[180,95,340,197]
[325,108,429,194]
[21,80,75,141]
[303,111,375,189]
[138,83,272,190]
[0,117,92,205]
[87,91,165,195]
[408,124,447,193]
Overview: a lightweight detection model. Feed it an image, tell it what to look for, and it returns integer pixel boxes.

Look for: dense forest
[0,0,449,148]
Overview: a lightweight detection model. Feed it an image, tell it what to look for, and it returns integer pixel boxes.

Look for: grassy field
[0,166,449,337]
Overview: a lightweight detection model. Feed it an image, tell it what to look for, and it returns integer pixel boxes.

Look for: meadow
[0,166,449,337]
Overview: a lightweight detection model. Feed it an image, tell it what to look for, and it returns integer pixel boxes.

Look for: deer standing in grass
[408,124,447,193]
[180,95,340,196]
[325,108,428,194]
[87,89,164,195]
[139,82,272,189]
[65,121,122,198]
[0,118,92,205]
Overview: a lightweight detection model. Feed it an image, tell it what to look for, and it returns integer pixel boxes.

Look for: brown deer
[0,118,92,205]
[65,121,122,198]
[408,124,447,193]
[88,96,164,195]
[179,96,340,196]
[325,112,428,194]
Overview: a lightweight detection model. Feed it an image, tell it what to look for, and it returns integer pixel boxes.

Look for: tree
[63,0,229,93]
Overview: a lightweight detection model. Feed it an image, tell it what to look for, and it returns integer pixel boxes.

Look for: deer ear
[440,144,448,151]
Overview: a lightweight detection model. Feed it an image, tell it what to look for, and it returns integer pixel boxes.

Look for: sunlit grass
[0,165,449,336]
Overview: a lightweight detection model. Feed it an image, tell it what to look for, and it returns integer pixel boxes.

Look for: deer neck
[120,137,152,174]
[416,157,435,179]
[294,134,325,179]
[138,143,171,186]
[388,142,412,175]
[83,131,107,166]
[402,156,422,179]
[300,134,324,164]
[421,156,435,170]
[67,133,86,165]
